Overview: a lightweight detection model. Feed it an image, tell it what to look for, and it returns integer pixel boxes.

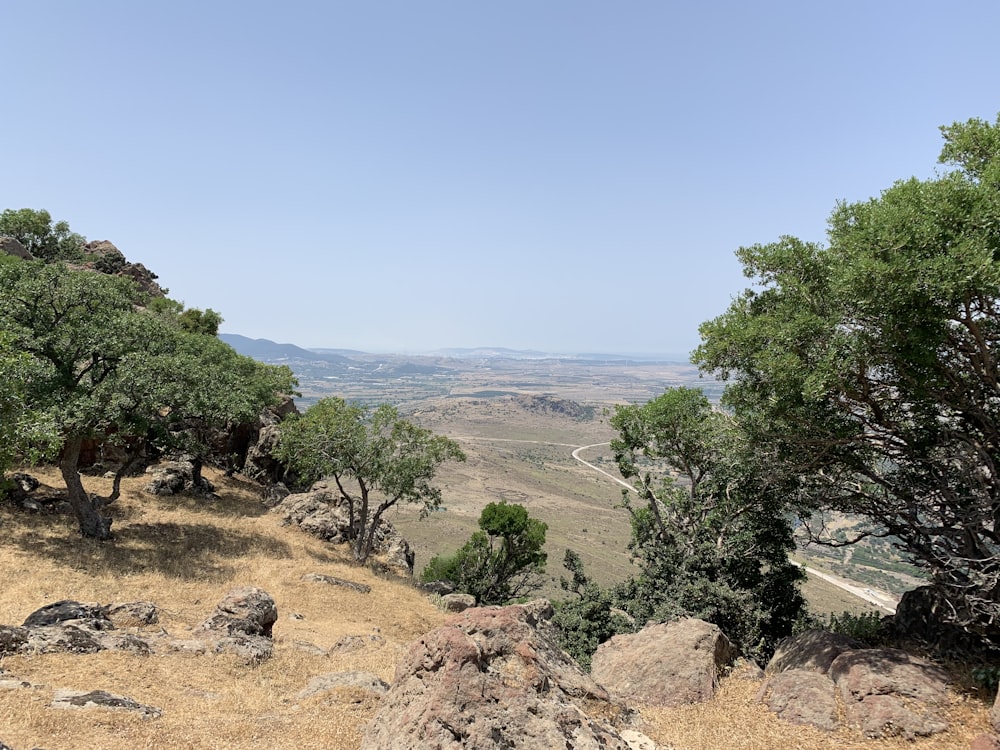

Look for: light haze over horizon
[4,2,999,355]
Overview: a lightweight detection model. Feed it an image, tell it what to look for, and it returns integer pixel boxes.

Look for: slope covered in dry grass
[0,466,992,749]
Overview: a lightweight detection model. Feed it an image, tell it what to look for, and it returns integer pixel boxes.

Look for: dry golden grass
[0,466,446,750]
[0,465,993,750]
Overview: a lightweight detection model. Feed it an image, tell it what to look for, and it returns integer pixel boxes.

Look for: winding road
[457,436,898,613]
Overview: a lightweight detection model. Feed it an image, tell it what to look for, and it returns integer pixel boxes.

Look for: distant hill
[219,333,352,364]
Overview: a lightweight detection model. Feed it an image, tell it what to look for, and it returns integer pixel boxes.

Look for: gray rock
[22,600,109,628]
[0,237,31,259]
[296,671,389,700]
[439,593,476,612]
[591,618,736,707]
[301,573,372,593]
[51,688,161,719]
[197,586,277,638]
[0,626,28,655]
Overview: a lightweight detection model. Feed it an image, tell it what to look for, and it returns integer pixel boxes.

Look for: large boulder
[361,601,656,750]
[761,630,952,739]
[829,648,950,738]
[767,628,864,675]
[590,618,736,707]
[0,237,31,259]
[195,586,278,664]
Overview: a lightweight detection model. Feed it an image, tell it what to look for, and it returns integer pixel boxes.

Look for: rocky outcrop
[275,482,416,575]
[80,239,165,298]
[590,618,737,707]
[361,601,657,750]
[143,456,216,496]
[195,586,277,663]
[762,629,953,739]
[4,589,276,665]
[0,237,31,259]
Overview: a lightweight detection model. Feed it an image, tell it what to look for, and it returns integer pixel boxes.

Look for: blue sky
[3,2,999,355]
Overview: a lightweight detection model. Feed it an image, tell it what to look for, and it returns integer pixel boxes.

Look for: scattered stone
[296,671,389,701]
[22,600,109,629]
[195,586,278,664]
[591,618,736,707]
[419,580,455,596]
[301,573,372,593]
[362,602,642,750]
[293,640,327,655]
[107,601,159,628]
[439,593,476,612]
[24,625,105,654]
[763,669,839,731]
[51,688,161,719]
[766,629,864,675]
[143,457,215,497]
[0,626,28,655]
[197,586,277,638]
[330,634,386,653]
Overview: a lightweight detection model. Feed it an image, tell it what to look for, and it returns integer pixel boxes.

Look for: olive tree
[0,258,296,538]
[695,114,1000,632]
[275,398,466,563]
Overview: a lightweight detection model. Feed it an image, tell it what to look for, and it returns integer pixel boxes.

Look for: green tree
[276,398,466,563]
[0,208,85,261]
[0,259,295,538]
[609,387,804,660]
[551,549,631,670]
[422,500,548,605]
[695,114,1000,632]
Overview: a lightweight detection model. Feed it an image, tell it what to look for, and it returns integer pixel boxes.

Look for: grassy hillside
[0,465,991,749]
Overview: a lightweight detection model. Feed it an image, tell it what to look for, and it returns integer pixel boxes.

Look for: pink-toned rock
[972,733,1000,750]
[766,629,864,675]
[763,669,838,731]
[361,602,646,750]
[591,618,736,707]
[830,648,950,739]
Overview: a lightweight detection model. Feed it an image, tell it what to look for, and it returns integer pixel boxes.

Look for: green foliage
[608,386,805,661]
[421,500,547,605]
[0,208,85,261]
[695,114,1000,633]
[0,258,295,537]
[551,550,633,670]
[0,332,58,478]
[277,398,465,563]
[821,610,885,645]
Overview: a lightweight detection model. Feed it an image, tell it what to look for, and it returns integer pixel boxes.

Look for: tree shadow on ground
[5,517,293,581]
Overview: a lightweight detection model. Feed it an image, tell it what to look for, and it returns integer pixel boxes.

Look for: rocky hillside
[0,465,994,749]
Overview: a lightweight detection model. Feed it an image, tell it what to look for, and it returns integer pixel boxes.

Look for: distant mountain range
[220,334,688,364]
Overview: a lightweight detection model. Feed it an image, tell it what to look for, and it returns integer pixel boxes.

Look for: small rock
[296,671,389,700]
[439,593,475,612]
[51,689,162,719]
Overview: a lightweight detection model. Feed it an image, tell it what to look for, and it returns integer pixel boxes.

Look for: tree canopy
[422,500,548,605]
[609,387,804,659]
[695,114,1000,633]
[0,257,296,538]
[0,208,85,262]
[275,398,466,563]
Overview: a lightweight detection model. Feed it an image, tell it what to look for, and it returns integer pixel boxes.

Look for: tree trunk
[59,436,112,539]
